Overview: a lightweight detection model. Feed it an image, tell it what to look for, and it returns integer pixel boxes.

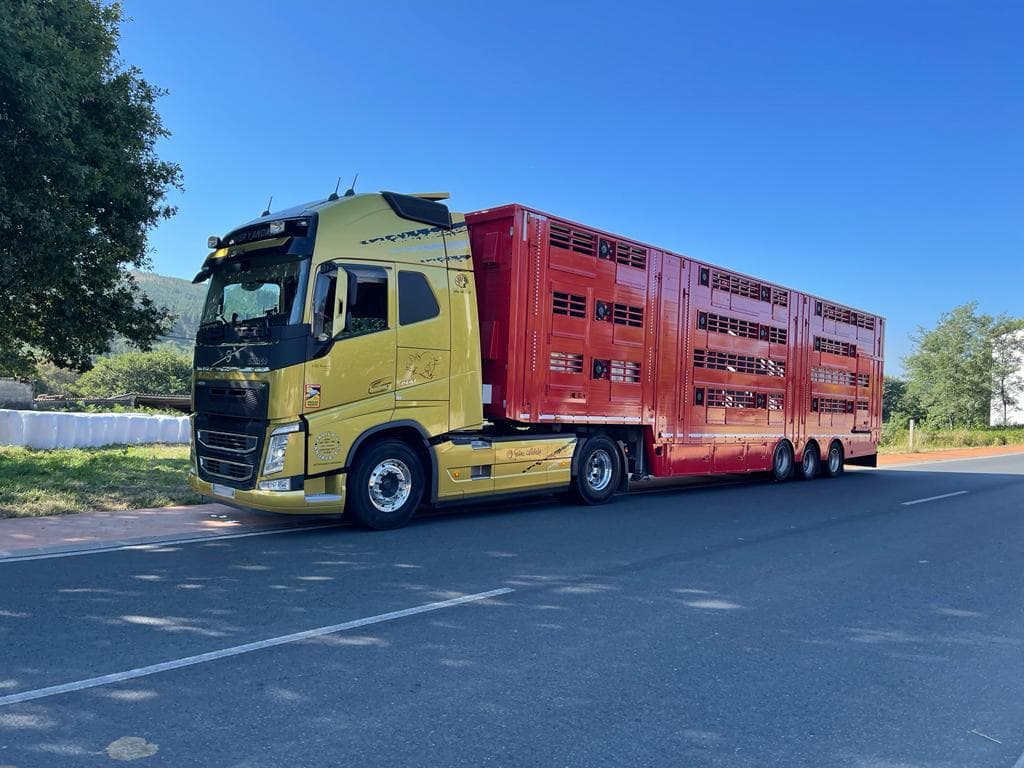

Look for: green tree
[904,303,998,429]
[70,348,192,397]
[0,0,182,377]
[882,375,923,423]
[991,322,1024,426]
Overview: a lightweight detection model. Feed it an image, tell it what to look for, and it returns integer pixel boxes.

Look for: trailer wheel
[798,442,820,481]
[771,440,794,483]
[572,436,621,505]
[347,439,424,530]
[823,441,844,478]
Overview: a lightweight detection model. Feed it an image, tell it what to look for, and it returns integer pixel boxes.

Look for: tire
[346,440,425,530]
[823,441,844,478]
[798,442,820,481]
[771,440,794,483]
[571,436,622,505]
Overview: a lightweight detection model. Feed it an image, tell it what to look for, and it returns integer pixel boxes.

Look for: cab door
[304,263,397,473]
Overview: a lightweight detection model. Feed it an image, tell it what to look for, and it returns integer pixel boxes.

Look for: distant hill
[131,270,206,351]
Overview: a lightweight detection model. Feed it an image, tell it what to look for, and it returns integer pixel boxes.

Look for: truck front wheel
[347,440,424,530]
[571,436,622,505]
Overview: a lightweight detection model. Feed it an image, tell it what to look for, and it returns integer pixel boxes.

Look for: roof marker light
[207,236,221,249]
[268,220,286,236]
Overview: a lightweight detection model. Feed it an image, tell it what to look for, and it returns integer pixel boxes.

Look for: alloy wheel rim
[829,448,841,472]
[368,459,412,512]
[586,449,614,492]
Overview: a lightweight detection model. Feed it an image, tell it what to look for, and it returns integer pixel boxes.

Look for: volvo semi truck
[189,191,884,529]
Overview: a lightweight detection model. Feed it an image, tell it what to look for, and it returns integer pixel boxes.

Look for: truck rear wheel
[771,440,794,483]
[798,442,820,481]
[347,440,424,530]
[571,436,621,505]
[823,441,844,478]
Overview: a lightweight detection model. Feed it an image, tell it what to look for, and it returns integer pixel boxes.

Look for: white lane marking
[0,588,513,708]
[901,490,968,506]
[0,523,343,564]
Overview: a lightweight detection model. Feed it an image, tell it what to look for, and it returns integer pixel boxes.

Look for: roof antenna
[260,195,273,217]
[327,177,341,201]
[343,173,359,197]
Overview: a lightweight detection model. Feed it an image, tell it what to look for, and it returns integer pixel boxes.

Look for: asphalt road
[2,454,1023,767]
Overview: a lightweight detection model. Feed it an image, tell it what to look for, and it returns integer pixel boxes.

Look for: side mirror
[312,264,342,341]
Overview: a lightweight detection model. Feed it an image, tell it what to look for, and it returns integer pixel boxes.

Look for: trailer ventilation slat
[819,301,876,330]
[694,349,786,378]
[815,336,856,357]
[549,351,584,374]
[811,367,870,387]
[703,311,787,345]
[711,270,769,301]
[549,222,595,257]
[552,291,586,318]
[613,303,644,327]
[771,289,789,307]
[610,360,641,383]
[768,393,785,411]
[705,312,759,340]
[706,388,757,408]
[857,399,869,411]
[813,397,854,414]
[615,242,648,270]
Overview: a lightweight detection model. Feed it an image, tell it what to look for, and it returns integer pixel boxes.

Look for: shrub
[70,348,192,397]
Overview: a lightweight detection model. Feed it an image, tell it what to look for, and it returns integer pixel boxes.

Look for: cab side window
[398,271,440,325]
[340,265,388,338]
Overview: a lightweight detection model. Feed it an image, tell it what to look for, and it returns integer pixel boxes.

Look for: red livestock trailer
[468,204,884,482]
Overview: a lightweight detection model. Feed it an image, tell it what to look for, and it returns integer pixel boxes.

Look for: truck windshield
[200,256,309,330]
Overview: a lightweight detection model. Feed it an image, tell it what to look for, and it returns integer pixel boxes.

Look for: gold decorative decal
[399,351,441,387]
[313,431,342,462]
[453,273,470,293]
[503,446,544,461]
[521,440,577,473]
[305,384,322,409]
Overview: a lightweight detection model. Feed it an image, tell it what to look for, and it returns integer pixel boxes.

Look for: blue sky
[118,1,1023,372]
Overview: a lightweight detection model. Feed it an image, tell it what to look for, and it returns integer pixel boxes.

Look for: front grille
[200,456,253,482]
[198,430,258,454]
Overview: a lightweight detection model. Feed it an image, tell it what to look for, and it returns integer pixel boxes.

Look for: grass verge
[0,444,200,518]
[879,426,1024,454]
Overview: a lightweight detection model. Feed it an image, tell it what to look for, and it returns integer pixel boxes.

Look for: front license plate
[212,484,236,499]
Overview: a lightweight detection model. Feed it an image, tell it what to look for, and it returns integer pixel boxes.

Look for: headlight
[263,423,300,475]
[263,434,289,475]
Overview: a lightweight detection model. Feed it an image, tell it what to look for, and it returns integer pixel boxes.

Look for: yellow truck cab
[189,191,575,529]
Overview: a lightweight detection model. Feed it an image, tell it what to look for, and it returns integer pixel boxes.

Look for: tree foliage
[903,303,1018,429]
[0,0,182,377]
[991,322,1024,426]
[882,375,923,424]
[70,348,192,397]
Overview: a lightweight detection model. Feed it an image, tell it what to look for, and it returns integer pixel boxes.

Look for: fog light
[259,478,291,491]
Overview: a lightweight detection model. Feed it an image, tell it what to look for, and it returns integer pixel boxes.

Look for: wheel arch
[570,432,630,491]
[800,438,821,460]
[344,420,438,502]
